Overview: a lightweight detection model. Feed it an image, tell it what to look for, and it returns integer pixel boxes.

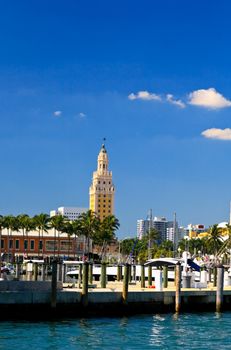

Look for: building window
[24,240,28,250]
[103,181,105,184]
[30,240,35,250]
[1,240,4,249]
[15,240,20,250]
[45,241,58,251]
[9,239,13,249]
[39,240,43,250]
[60,241,72,251]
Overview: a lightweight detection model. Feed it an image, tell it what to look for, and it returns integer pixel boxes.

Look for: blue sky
[1,1,231,237]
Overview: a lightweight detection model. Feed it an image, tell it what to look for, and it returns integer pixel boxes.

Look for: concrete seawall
[1,287,231,319]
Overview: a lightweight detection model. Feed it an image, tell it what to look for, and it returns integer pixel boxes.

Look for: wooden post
[128,264,132,283]
[78,264,83,288]
[101,262,107,288]
[216,265,224,313]
[82,262,89,307]
[175,262,181,313]
[16,263,20,280]
[208,268,212,283]
[132,265,136,282]
[62,264,66,283]
[51,260,57,308]
[213,267,217,287]
[122,264,129,304]
[148,265,152,286]
[41,264,46,281]
[57,263,60,282]
[117,265,122,281]
[33,263,38,281]
[163,265,168,288]
[141,264,145,288]
[89,263,93,284]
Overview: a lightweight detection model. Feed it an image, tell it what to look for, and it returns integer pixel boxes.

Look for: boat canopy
[145,258,181,267]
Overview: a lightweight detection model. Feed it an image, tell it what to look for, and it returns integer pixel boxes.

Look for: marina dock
[1,280,231,319]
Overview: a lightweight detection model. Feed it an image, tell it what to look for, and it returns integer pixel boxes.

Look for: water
[0,313,230,349]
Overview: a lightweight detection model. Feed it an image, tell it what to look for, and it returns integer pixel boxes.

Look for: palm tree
[207,224,223,262]
[79,210,100,259]
[33,213,50,256]
[3,215,19,260]
[17,214,30,255]
[49,215,66,257]
[217,223,231,258]
[97,215,120,261]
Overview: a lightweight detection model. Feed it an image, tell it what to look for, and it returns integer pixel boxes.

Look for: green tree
[50,215,66,257]
[79,210,100,258]
[207,224,223,259]
[33,213,50,256]
[3,215,19,259]
[95,215,120,261]
[217,223,231,258]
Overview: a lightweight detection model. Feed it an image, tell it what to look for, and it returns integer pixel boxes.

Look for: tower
[89,142,115,220]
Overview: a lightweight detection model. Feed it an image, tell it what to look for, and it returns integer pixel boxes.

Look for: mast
[148,209,153,260]
[173,212,177,255]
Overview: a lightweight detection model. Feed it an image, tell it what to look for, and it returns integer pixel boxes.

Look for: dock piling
[33,263,38,281]
[89,263,93,284]
[213,267,217,287]
[163,266,168,288]
[216,265,224,313]
[132,265,136,282]
[82,262,89,307]
[16,263,20,280]
[175,262,181,313]
[122,263,129,304]
[148,265,152,286]
[141,264,145,288]
[51,260,57,308]
[78,264,83,288]
[101,262,107,288]
[117,265,122,281]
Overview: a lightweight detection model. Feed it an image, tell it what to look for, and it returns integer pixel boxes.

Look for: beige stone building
[89,143,115,220]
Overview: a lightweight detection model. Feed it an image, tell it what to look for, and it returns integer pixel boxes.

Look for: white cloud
[201,128,231,140]
[166,94,185,108]
[53,110,62,117]
[79,112,86,118]
[128,90,161,101]
[188,88,231,109]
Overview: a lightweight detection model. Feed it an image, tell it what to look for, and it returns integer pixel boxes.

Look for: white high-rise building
[50,207,87,221]
[137,216,178,243]
[137,219,151,239]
